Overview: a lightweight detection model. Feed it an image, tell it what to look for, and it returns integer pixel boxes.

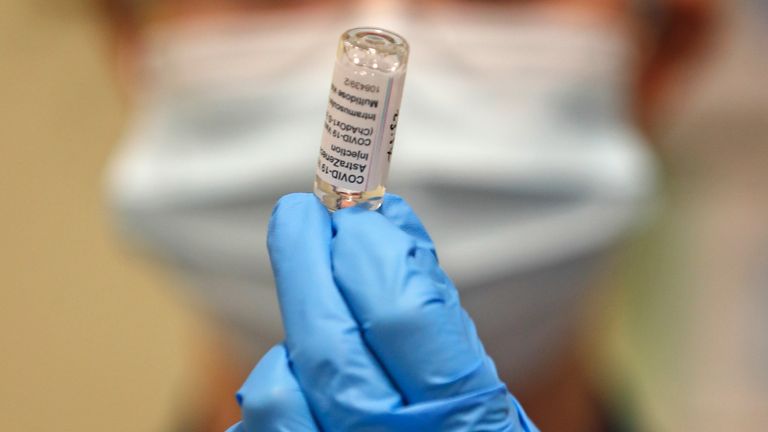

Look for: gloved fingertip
[379,193,409,219]
[380,193,434,245]
[382,192,405,205]
[268,193,330,252]
[271,192,323,218]
[238,345,290,397]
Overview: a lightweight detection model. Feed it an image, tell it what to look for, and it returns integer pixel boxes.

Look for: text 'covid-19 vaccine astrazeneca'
[314,27,409,211]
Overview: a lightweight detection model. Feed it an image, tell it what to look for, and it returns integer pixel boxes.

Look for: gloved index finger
[267,193,402,430]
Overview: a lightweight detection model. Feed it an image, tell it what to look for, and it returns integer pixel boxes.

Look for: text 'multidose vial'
[314,27,409,211]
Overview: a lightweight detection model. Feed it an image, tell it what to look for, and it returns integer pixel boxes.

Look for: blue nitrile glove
[227,193,538,432]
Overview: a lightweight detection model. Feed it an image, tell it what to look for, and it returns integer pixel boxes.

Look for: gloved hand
[227,193,538,432]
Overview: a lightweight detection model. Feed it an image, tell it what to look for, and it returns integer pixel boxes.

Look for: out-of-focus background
[0,2,206,431]
[1,0,766,431]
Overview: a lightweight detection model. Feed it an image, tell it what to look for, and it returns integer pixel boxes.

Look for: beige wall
[0,2,201,430]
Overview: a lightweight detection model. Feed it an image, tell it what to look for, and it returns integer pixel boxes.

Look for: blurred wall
[599,1,768,430]
[0,2,201,431]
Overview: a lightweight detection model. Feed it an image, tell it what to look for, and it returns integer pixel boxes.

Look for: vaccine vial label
[317,61,405,192]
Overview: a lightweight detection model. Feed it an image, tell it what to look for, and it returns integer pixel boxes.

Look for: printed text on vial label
[317,66,403,191]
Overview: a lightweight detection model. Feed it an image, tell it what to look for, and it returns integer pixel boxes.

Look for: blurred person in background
[99,0,712,431]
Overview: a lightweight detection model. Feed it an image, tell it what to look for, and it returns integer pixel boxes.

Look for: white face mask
[109,5,656,381]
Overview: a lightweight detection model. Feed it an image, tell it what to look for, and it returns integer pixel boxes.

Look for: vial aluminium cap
[314,27,409,211]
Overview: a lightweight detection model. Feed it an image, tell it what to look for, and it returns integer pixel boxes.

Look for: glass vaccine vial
[314,27,409,211]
